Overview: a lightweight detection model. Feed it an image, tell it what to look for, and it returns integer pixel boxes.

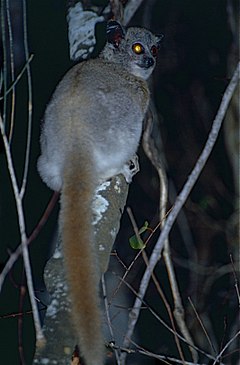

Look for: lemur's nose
[146,57,154,68]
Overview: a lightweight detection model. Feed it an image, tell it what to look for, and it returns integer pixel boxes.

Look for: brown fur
[60,152,103,365]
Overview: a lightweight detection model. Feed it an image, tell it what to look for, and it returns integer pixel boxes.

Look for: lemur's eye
[132,43,144,55]
[151,45,158,57]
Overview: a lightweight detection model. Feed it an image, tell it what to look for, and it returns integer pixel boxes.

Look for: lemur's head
[101,21,163,80]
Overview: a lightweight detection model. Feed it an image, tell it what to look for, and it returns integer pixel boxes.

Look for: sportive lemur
[38,20,162,365]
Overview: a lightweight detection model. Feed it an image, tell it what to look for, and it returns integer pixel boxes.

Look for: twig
[122,0,145,26]
[5,0,15,143]
[113,341,210,364]
[126,207,142,244]
[110,212,164,303]
[116,272,223,364]
[101,274,121,364]
[19,0,33,199]
[188,296,216,355]
[119,62,239,361]
[142,250,186,363]
[127,207,185,363]
[18,281,26,365]
[143,105,197,362]
[230,253,240,307]
[151,61,239,277]
[0,55,34,101]
[0,192,59,293]
[109,0,123,22]
[0,115,44,345]
[128,339,210,365]
[200,262,240,303]
[0,0,7,127]
[212,331,240,365]
[164,242,197,362]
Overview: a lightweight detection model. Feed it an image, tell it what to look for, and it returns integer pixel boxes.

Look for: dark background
[0,0,239,364]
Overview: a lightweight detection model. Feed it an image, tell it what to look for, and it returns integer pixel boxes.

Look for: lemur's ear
[106,21,125,48]
[156,33,164,48]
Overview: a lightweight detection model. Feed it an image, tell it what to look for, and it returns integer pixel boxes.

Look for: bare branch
[143,105,198,362]
[0,114,44,346]
[19,0,33,199]
[188,297,216,355]
[0,54,34,101]
[114,338,211,364]
[127,339,210,365]
[123,0,145,26]
[212,330,240,365]
[5,0,15,143]
[126,204,185,362]
[230,253,240,307]
[117,272,223,364]
[0,192,59,292]
[109,0,123,21]
[120,61,239,360]
[101,275,121,365]
[153,61,239,267]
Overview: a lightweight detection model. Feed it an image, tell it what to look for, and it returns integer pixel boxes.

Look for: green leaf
[129,221,149,250]
[138,221,149,234]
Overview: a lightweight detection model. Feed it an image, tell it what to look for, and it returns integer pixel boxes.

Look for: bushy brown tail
[60,152,104,365]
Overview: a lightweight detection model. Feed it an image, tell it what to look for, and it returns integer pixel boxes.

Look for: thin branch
[0,192,59,293]
[126,207,185,363]
[188,296,216,355]
[116,272,223,364]
[109,0,123,22]
[142,105,197,362]
[101,275,121,365]
[127,339,210,365]
[19,0,33,199]
[18,281,27,365]
[114,342,210,364]
[230,253,240,307]
[0,0,8,127]
[110,209,173,303]
[0,54,34,101]
[5,0,15,143]
[122,0,145,26]
[151,61,239,272]
[212,331,240,365]
[164,243,198,362]
[120,62,239,360]
[0,115,44,345]
[126,207,143,245]
[142,250,186,363]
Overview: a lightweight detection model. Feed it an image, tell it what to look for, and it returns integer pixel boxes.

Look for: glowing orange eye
[132,43,144,55]
[151,45,158,57]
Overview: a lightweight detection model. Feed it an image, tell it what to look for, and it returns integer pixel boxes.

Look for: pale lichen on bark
[33,175,129,364]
